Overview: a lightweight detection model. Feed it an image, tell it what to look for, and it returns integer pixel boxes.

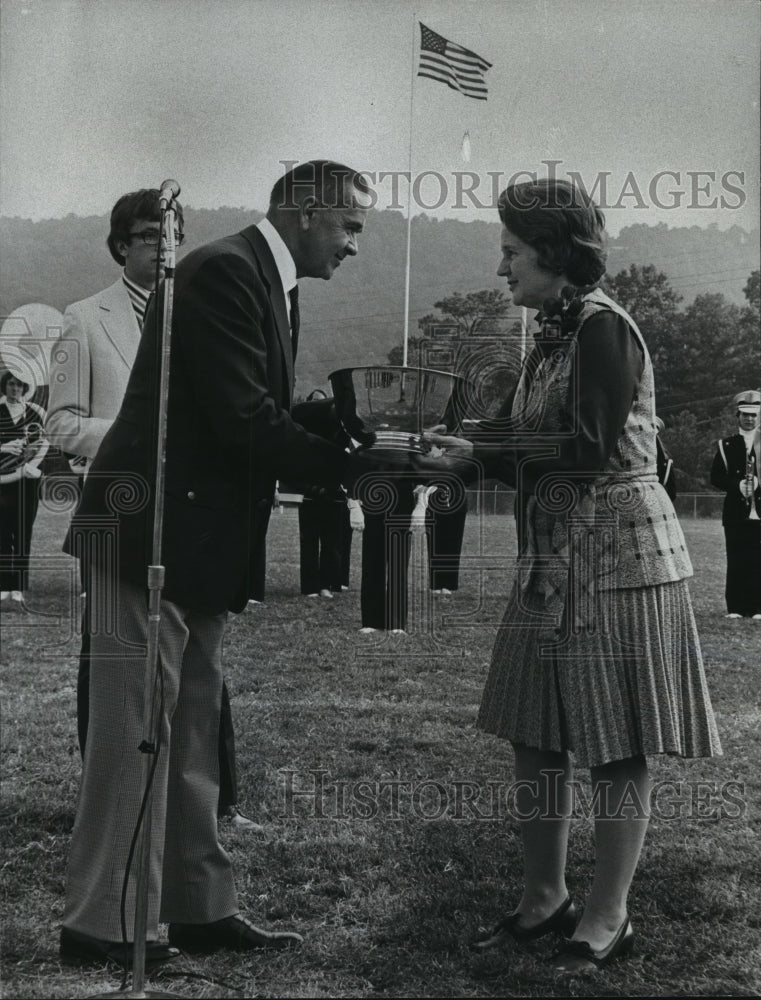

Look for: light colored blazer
[46,279,141,460]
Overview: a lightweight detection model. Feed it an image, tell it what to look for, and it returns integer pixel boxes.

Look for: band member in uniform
[710,389,761,619]
[655,416,677,502]
[427,484,468,595]
[0,371,48,603]
[288,390,353,598]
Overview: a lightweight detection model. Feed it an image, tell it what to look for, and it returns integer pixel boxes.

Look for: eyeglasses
[129,229,185,246]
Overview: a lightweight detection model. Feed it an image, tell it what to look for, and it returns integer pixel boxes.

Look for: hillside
[1,209,758,393]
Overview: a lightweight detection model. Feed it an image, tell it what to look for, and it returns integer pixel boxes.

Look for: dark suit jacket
[710,433,761,524]
[65,225,348,613]
[282,397,350,499]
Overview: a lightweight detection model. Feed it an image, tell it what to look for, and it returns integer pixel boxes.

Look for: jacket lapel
[97,279,141,369]
[239,225,295,396]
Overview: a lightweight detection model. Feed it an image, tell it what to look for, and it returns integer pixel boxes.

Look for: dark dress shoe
[60,927,179,969]
[471,896,577,950]
[550,916,634,973]
[168,914,303,953]
[218,805,265,834]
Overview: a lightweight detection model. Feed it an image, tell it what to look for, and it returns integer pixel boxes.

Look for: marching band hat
[734,389,761,413]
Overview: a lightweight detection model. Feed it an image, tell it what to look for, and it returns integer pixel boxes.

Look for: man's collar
[122,271,152,299]
[257,218,297,294]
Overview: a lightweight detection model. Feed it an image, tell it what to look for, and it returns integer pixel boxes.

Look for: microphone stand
[92,192,184,999]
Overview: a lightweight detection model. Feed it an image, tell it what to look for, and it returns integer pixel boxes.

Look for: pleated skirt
[477,578,722,767]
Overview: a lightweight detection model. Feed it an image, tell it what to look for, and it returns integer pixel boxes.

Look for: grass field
[2,498,760,998]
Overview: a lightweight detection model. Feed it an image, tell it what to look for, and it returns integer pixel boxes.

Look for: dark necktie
[289,286,300,359]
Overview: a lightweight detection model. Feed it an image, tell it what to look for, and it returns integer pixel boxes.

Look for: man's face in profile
[298,186,368,280]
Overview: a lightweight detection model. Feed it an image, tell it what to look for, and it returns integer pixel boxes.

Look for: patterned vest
[512,289,692,618]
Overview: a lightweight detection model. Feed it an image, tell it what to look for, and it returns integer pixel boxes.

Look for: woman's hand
[413,432,475,475]
[421,432,475,459]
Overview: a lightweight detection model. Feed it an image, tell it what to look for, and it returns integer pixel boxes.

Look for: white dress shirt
[256,217,297,336]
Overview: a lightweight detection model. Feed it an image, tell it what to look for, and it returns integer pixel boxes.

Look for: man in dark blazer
[60,161,370,968]
[46,188,253,830]
[710,389,761,619]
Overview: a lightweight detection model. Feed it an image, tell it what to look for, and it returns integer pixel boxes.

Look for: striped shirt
[122,273,152,328]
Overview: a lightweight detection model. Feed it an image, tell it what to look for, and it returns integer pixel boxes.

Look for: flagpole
[403,15,417,368]
[404,21,491,366]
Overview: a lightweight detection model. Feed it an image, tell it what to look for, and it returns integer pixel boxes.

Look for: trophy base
[362,431,427,464]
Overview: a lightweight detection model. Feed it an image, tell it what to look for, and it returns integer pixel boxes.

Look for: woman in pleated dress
[423,178,721,974]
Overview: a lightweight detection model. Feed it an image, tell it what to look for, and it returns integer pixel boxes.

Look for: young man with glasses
[48,188,184,474]
[47,190,258,845]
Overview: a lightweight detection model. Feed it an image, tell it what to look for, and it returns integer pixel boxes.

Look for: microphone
[158,179,181,210]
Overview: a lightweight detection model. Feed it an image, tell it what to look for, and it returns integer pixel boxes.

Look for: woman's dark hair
[107,188,185,266]
[498,178,607,286]
[1,370,30,395]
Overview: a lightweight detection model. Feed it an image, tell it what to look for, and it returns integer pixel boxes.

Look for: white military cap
[734,389,761,413]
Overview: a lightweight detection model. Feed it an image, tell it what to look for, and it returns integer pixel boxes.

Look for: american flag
[418,22,491,101]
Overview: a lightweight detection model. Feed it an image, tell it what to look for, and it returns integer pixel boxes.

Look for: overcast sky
[1,0,759,235]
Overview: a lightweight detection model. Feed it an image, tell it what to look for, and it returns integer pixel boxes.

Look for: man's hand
[350,428,377,448]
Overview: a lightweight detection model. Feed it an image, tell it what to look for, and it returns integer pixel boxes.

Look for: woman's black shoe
[471,896,577,950]
[550,916,634,973]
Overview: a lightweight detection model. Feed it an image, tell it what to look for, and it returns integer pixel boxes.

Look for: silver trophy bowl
[329,365,466,463]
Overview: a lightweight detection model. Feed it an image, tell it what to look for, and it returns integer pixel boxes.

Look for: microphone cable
[118,637,167,991]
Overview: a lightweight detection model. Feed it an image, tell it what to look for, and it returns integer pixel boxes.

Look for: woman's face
[497,226,566,310]
[4,377,25,402]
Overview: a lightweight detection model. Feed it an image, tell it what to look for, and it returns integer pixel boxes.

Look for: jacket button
[187,491,196,500]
